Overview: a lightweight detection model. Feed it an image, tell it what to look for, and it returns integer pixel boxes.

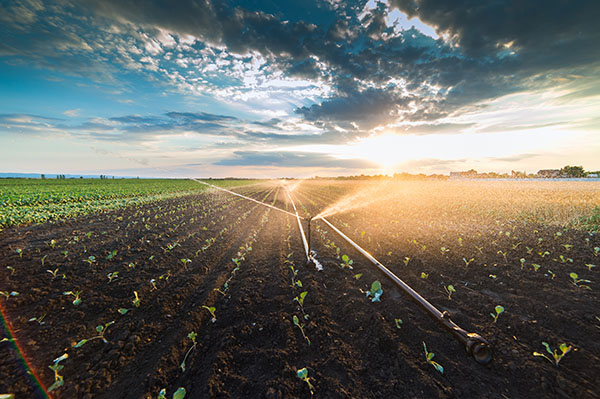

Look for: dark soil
[1,183,599,399]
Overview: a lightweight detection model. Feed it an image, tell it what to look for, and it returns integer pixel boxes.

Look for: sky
[1,0,599,178]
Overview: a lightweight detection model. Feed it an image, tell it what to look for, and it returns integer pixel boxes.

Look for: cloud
[63,109,81,117]
[215,151,378,169]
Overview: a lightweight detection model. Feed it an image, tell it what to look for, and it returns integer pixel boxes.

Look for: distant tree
[560,165,586,178]
[41,174,45,179]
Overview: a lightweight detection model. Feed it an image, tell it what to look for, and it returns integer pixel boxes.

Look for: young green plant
[423,342,444,374]
[365,280,383,302]
[180,331,197,371]
[73,321,115,347]
[533,342,572,367]
[296,367,315,397]
[490,305,504,323]
[293,315,311,345]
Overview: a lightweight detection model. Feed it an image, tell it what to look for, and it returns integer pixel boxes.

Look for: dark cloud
[215,151,378,169]
[389,0,600,59]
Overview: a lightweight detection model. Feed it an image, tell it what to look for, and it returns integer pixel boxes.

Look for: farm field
[1,179,600,399]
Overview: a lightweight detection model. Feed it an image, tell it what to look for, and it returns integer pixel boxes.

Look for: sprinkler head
[465,333,492,364]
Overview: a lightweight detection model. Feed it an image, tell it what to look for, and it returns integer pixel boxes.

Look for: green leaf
[569,272,578,280]
[118,308,129,315]
[74,339,88,348]
[427,352,434,361]
[432,362,444,374]
[180,360,186,372]
[559,343,571,354]
[542,342,552,355]
[73,298,82,306]
[299,291,307,301]
[371,280,381,292]
[158,388,167,399]
[297,367,308,380]
[353,273,362,280]
[495,305,504,315]
[293,315,300,326]
[48,378,64,392]
[173,387,186,399]
[96,325,104,333]
[342,254,349,263]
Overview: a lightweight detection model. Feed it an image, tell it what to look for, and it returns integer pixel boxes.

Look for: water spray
[318,216,492,364]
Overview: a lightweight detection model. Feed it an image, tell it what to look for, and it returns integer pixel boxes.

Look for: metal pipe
[307,217,312,253]
[319,217,492,364]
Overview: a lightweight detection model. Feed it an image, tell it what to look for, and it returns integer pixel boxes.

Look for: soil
[1,183,599,399]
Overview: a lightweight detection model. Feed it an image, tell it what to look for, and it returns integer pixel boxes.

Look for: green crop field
[0,178,258,228]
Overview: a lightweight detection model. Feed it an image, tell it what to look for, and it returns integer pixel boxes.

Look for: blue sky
[1,0,599,178]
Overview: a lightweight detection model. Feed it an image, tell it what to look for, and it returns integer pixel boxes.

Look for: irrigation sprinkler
[318,217,492,364]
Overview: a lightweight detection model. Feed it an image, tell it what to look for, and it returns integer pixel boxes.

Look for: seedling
[47,268,60,279]
[569,272,591,289]
[475,245,483,254]
[150,279,157,290]
[118,308,132,315]
[458,237,463,246]
[107,272,119,283]
[538,251,550,258]
[532,263,541,271]
[28,313,47,325]
[403,257,410,266]
[366,280,383,302]
[490,305,504,323]
[556,255,573,263]
[41,255,48,266]
[423,342,444,374]
[61,250,69,258]
[15,248,23,258]
[106,250,117,260]
[444,284,456,300]
[586,264,596,271]
[533,342,572,367]
[420,272,429,279]
[84,256,96,265]
[547,270,556,279]
[180,331,197,371]
[519,258,526,269]
[202,305,216,322]
[296,367,315,396]
[594,247,600,256]
[132,291,141,307]
[440,247,450,255]
[62,290,81,305]
[48,353,68,392]
[180,258,192,270]
[340,254,353,269]
[6,265,15,275]
[353,273,362,280]
[395,318,403,329]
[127,262,136,269]
[295,280,303,288]
[293,315,311,345]
[158,387,186,399]
[74,321,115,347]
[488,274,497,280]
[463,258,474,267]
[526,246,533,255]
[563,244,572,251]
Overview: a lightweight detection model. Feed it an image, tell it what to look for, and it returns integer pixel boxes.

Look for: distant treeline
[313,173,448,181]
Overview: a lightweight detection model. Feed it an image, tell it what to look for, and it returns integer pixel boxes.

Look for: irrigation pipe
[318,216,492,364]
[285,189,310,260]
[190,179,302,219]
[285,189,323,270]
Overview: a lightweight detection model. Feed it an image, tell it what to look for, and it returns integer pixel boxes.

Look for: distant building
[537,169,561,178]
